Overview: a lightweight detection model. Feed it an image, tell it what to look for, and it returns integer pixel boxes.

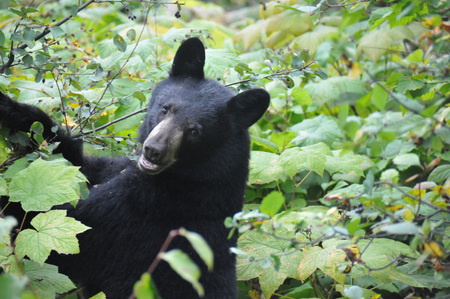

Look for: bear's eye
[190,128,200,136]
[161,106,169,114]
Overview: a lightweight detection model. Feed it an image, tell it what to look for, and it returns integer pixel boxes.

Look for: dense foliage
[0,0,449,298]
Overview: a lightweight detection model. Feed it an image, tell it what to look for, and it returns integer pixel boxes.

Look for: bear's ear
[228,89,270,128]
[170,38,205,79]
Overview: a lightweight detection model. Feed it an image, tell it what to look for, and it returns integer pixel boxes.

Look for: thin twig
[128,229,180,299]
[78,2,154,132]
[224,60,317,87]
[374,181,450,213]
[0,0,95,73]
[365,69,449,131]
[82,107,147,135]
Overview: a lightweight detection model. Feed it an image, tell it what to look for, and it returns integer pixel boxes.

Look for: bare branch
[225,60,317,87]
[82,107,147,135]
[374,181,450,213]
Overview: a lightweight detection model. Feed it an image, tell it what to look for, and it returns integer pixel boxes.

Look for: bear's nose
[144,141,165,164]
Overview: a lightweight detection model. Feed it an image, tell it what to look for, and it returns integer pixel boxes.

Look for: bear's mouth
[138,155,166,175]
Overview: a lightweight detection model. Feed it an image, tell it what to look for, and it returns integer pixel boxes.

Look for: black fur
[0,38,270,298]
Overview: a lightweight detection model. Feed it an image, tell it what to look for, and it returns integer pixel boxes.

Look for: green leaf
[113,34,127,52]
[205,49,240,79]
[251,135,280,153]
[397,78,425,93]
[297,245,347,284]
[133,91,147,102]
[23,28,37,42]
[24,259,76,297]
[0,274,27,299]
[179,228,214,271]
[279,142,332,177]
[371,84,388,110]
[392,153,421,171]
[15,210,90,264]
[428,165,450,184]
[290,115,343,146]
[0,216,17,239]
[260,191,285,217]
[9,158,87,212]
[69,5,78,17]
[304,77,367,107]
[290,25,337,56]
[406,49,423,63]
[290,87,312,106]
[133,273,158,299]
[49,26,65,38]
[237,227,302,298]
[379,222,419,235]
[22,54,33,67]
[358,28,391,61]
[326,150,374,180]
[160,249,204,297]
[9,7,25,17]
[127,29,137,41]
[0,176,7,196]
[269,132,297,152]
[350,239,422,287]
[0,30,5,46]
[343,285,364,299]
[249,151,285,185]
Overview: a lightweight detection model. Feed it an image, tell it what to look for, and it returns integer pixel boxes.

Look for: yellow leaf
[259,0,296,18]
[422,241,443,258]
[248,290,260,299]
[403,209,415,221]
[386,205,404,212]
[63,116,78,127]
[69,101,80,109]
[348,63,362,79]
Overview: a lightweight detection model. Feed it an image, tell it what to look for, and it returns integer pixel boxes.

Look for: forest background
[0,0,449,298]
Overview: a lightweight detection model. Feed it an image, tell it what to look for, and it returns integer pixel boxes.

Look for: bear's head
[138,38,270,178]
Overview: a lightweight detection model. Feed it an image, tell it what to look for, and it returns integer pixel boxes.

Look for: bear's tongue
[138,155,161,173]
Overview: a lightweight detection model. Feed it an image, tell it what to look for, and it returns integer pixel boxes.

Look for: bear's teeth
[138,156,160,171]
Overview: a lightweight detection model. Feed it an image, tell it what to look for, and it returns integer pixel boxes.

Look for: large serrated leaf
[24,259,76,297]
[392,153,421,171]
[326,150,374,178]
[357,28,391,61]
[205,49,240,79]
[290,115,343,146]
[304,76,367,107]
[249,151,285,185]
[15,210,90,264]
[9,158,87,212]
[428,165,450,184]
[290,25,338,55]
[279,142,332,177]
[237,227,302,298]
[297,245,347,284]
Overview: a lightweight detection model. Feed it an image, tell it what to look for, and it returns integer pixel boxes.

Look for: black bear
[0,38,270,298]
